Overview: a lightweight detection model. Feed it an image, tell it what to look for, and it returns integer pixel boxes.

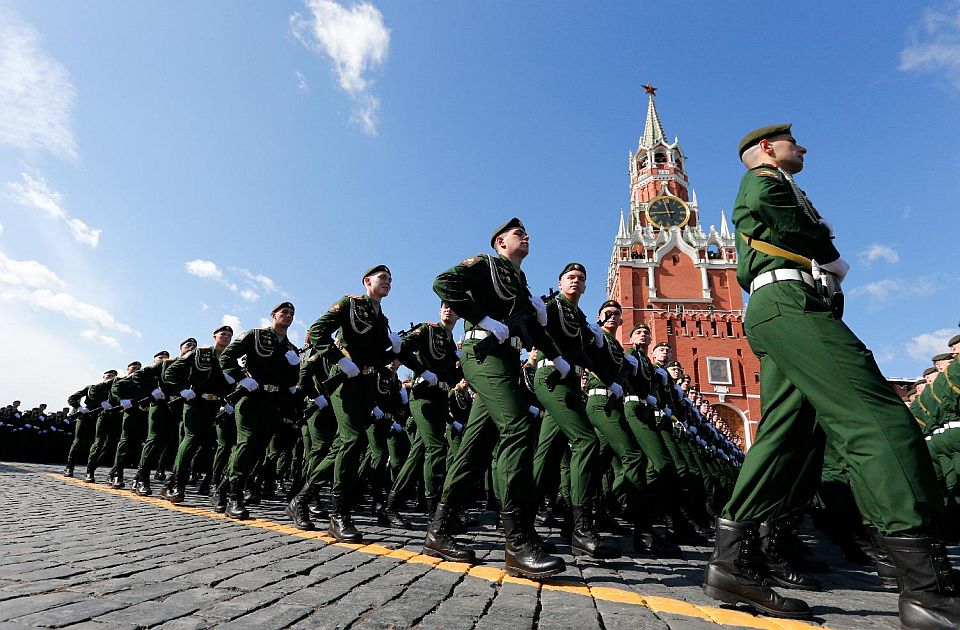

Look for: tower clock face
[645,195,690,228]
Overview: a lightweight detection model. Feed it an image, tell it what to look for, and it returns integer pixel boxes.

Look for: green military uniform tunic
[164,346,230,484]
[725,164,943,534]
[309,294,402,502]
[111,372,148,478]
[220,327,299,490]
[530,293,601,508]
[85,378,120,476]
[65,385,96,467]
[132,359,179,478]
[295,348,338,493]
[926,363,960,517]
[433,253,559,513]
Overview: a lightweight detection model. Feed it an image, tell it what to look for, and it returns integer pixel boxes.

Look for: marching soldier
[219,302,300,520]
[63,370,117,479]
[704,123,960,626]
[108,361,143,489]
[424,218,567,580]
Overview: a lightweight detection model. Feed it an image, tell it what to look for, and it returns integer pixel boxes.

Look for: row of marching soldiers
[62,217,744,580]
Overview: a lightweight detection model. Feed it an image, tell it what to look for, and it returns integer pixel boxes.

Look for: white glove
[372,406,384,420]
[338,357,360,378]
[390,421,403,433]
[646,395,658,406]
[587,321,605,347]
[452,421,463,432]
[529,405,540,416]
[455,349,462,359]
[399,388,409,405]
[610,382,624,399]
[179,389,196,401]
[529,296,548,326]
[313,395,328,410]
[239,377,258,392]
[477,316,509,343]
[79,406,89,414]
[151,388,165,401]
[284,350,300,366]
[663,406,673,418]
[689,424,698,435]
[288,386,299,394]
[223,404,234,415]
[223,373,235,385]
[420,370,438,386]
[120,399,133,410]
[101,401,113,410]
[655,367,669,383]
[625,354,639,374]
[64,418,72,425]
[819,256,849,282]
[551,356,571,379]
[387,331,402,354]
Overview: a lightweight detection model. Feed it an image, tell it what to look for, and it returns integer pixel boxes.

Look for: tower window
[655,152,667,164]
[666,319,674,337]
[707,244,721,259]
[695,320,703,336]
[726,321,734,337]
[710,320,718,336]
[672,254,680,265]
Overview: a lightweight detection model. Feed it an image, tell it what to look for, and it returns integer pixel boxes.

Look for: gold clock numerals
[645,195,690,228]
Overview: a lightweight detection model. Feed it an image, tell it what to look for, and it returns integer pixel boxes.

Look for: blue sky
[1,1,958,407]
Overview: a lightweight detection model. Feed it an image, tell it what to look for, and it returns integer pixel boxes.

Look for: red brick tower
[606,85,761,447]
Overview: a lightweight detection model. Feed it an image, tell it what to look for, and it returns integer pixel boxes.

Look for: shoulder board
[199,346,212,350]
[754,168,782,179]
[460,254,485,267]
[161,358,176,363]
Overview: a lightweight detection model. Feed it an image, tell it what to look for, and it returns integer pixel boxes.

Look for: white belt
[943,421,960,431]
[536,359,583,376]
[624,395,640,402]
[465,329,522,350]
[414,377,450,391]
[587,388,612,397]
[749,269,816,294]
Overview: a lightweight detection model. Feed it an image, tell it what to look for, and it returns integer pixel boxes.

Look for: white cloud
[295,70,309,92]
[186,259,285,304]
[0,8,77,159]
[0,250,66,289]
[259,317,273,328]
[859,243,900,265]
[200,301,209,311]
[6,172,101,247]
[0,287,135,335]
[185,258,225,280]
[234,267,284,295]
[848,276,939,308]
[222,314,243,332]
[900,1,960,88]
[80,328,122,351]
[239,288,259,302]
[291,0,390,136]
[906,327,957,361]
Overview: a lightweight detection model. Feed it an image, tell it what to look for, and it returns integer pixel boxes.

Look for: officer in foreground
[702,123,960,628]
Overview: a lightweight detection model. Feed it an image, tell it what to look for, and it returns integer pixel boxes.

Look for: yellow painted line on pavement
[49,473,827,629]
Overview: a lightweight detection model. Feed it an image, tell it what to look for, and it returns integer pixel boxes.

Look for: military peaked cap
[932,352,954,362]
[738,123,792,157]
[948,333,960,347]
[362,265,391,282]
[213,325,233,336]
[923,367,938,377]
[490,217,525,249]
[559,262,586,280]
[271,301,295,314]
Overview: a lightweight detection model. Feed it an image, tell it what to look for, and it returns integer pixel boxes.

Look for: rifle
[545,308,612,393]
[812,263,844,319]
[473,289,555,364]
[603,358,632,415]
[320,323,418,394]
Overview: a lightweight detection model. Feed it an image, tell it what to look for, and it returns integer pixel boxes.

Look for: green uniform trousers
[212,411,236,483]
[172,399,218,480]
[440,345,533,512]
[87,411,121,471]
[586,394,647,507]
[724,281,943,534]
[138,402,172,472]
[330,372,377,498]
[391,428,425,500]
[226,391,280,487]
[66,413,97,465]
[532,367,599,506]
[301,403,337,489]
[113,408,145,473]
[391,390,449,499]
[624,401,677,486]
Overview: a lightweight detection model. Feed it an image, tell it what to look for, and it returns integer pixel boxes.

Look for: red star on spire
[643,83,658,96]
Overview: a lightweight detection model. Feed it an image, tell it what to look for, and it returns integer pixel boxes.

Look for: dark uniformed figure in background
[703,123,960,627]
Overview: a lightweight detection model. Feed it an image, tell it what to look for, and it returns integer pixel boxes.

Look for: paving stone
[217,604,312,630]
[12,597,128,627]
[0,591,86,622]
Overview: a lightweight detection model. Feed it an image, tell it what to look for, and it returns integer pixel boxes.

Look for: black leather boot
[880,535,960,630]
[197,474,211,496]
[134,470,152,496]
[109,468,125,489]
[309,494,328,519]
[160,475,176,499]
[382,491,413,529]
[212,479,229,513]
[83,463,95,483]
[167,472,187,504]
[63,464,74,477]
[423,502,476,563]
[664,510,710,546]
[520,506,556,554]
[633,523,683,559]
[571,504,608,558]
[502,510,565,580]
[328,492,362,542]
[225,485,249,520]
[703,518,812,619]
[868,529,900,588]
[757,519,821,591]
[286,486,315,531]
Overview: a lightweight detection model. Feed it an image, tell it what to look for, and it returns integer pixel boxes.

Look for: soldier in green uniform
[64,370,117,478]
[529,262,607,557]
[309,266,410,541]
[84,364,134,483]
[926,352,960,526]
[131,350,177,496]
[219,302,300,519]
[108,361,143,488]
[703,124,960,627]
[162,325,233,503]
[424,218,566,580]
[381,303,463,530]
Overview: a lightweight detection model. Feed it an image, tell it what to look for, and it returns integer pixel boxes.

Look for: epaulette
[753,167,782,180]
[161,358,176,363]
[460,255,484,267]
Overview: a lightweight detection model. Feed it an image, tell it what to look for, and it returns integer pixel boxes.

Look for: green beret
[630,322,650,334]
[666,360,682,369]
[154,350,170,359]
[923,366,938,377]
[213,325,233,336]
[738,123,792,157]
[932,352,954,362]
[948,334,960,347]
[559,262,586,280]
[653,341,671,350]
[127,361,141,369]
[103,369,118,377]
[598,299,622,316]
[361,265,391,282]
[490,217,525,249]
[271,301,295,314]
[180,337,198,348]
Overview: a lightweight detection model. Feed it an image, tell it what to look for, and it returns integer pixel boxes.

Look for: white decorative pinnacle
[617,209,628,239]
[719,208,732,239]
[640,92,667,150]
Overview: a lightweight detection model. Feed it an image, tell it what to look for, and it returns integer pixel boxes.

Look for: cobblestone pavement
[0,462,937,630]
